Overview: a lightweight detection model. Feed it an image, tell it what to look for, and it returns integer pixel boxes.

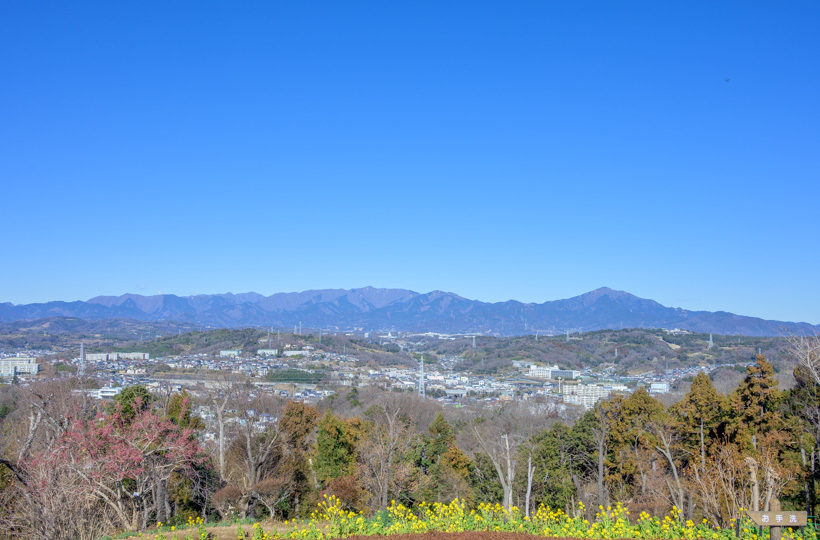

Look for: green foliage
[266,368,326,384]
[112,384,153,422]
[520,422,579,511]
[54,363,76,373]
[601,388,665,493]
[670,371,727,464]
[468,452,504,504]
[314,411,357,484]
[166,392,205,430]
[427,412,455,459]
[345,387,362,407]
[414,413,472,504]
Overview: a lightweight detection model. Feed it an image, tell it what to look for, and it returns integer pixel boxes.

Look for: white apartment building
[562,383,628,409]
[282,350,310,357]
[528,365,554,378]
[0,357,40,377]
[257,349,279,356]
[85,352,150,362]
[528,365,581,380]
[219,350,242,357]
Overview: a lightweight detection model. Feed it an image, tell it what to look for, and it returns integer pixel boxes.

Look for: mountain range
[0,287,816,336]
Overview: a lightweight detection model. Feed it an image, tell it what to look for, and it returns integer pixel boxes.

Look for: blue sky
[2,1,819,323]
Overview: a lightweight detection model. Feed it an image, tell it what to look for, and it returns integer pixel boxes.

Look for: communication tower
[418,355,426,398]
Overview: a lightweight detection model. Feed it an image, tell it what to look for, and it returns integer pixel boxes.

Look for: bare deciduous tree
[226,393,286,494]
[357,394,415,511]
[789,334,820,387]
[199,376,241,481]
[471,402,555,511]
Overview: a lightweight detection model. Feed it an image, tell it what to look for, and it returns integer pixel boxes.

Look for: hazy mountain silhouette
[0,286,816,336]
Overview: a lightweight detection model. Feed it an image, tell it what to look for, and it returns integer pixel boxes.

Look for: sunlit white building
[0,357,40,377]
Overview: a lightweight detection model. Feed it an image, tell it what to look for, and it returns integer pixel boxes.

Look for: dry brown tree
[356,392,417,511]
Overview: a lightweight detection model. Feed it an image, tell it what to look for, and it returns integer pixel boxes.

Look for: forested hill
[1,286,817,336]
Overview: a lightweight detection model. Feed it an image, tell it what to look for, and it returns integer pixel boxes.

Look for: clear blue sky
[2,1,819,323]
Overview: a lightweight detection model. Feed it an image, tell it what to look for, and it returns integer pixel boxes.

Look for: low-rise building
[86,352,150,362]
[88,387,122,399]
[551,368,581,379]
[0,357,40,377]
[528,365,553,378]
[562,383,628,409]
[527,365,581,380]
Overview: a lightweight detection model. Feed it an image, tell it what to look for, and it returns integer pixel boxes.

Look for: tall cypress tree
[729,355,784,451]
[670,372,727,470]
[314,411,356,485]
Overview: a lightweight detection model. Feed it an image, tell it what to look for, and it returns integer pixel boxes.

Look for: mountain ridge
[1,287,816,337]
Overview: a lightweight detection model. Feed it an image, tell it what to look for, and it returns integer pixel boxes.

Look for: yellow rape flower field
[133,497,820,540]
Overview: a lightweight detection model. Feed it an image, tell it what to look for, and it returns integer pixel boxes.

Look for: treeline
[1,344,820,540]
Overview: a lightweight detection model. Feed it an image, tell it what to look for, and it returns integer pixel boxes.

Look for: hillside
[419,329,791,378]
[2,320,795,382]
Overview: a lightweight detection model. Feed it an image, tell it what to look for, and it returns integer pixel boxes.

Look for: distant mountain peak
[579,286,630,298]
[2,287,817,336]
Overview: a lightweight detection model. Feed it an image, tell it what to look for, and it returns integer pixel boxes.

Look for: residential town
[0,328,749,416]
